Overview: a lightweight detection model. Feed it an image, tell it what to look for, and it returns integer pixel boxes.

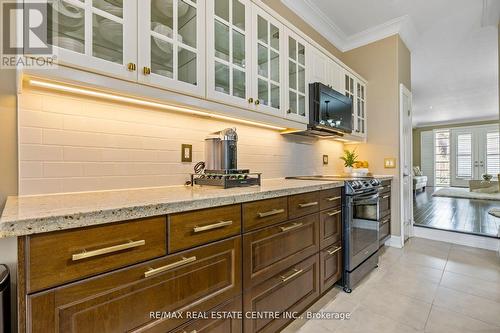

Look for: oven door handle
[353,193,379,201]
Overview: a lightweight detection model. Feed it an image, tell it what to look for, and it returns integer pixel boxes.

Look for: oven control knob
[351,181,361,189]
[370,179,380,186]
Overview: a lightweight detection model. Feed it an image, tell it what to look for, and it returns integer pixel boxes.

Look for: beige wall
[262,0,344,60]
[343,35,410,238]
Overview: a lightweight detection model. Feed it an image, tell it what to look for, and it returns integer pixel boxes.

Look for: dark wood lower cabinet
[319,242,343,293]
[319,208,342,249]
[27,237,241,333]
[243,254,320,333]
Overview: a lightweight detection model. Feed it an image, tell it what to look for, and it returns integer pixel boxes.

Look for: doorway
[400,84,413,243]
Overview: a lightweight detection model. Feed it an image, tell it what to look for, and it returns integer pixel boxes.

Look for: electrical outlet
[323,155,329,165]
[181,144,192,162]
[384,158,396,168]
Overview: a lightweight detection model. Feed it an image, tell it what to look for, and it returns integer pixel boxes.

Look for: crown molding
[413,115,499,128]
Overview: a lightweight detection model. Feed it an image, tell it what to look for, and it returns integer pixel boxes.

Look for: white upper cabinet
[138,0,206,97]
[344,70,367,139]
[47,0,137,80]
[328,59,344,93]
[206,0,252,109]
[285,29,308,123]
[250,6,285,116]
[308,46,329,85]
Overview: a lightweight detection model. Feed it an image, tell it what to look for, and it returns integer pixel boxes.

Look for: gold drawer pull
[326,196,341,201]
[144,256,197,278]
[327,246,342,255]
[183,331,197,333]
[280,222,303,232]
[382,195,390,199]
[258,208,285,218]
[380,218,390,224]
[327,210,342,217]
[193,220,233,233]
[298,201,318,208]
[281,268,304,283]
[72,240,145,261]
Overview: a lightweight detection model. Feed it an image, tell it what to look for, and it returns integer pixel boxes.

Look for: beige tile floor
[283,237,500,333]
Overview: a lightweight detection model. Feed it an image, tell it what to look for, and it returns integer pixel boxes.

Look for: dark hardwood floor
[413,186,500,238]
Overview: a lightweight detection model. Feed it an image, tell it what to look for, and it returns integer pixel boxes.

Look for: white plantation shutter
[434,130,450,186]
[486,132,500,177]
[456,134,472,178]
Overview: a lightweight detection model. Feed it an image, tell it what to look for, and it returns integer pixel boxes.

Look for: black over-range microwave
[308,82,353,136]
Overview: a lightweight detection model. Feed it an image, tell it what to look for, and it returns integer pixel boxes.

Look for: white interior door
[400,84,413,242]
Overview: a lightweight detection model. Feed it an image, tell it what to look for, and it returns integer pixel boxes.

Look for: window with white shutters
[486,131,499,178]
[456,133,472,178]
[435,130,450,186]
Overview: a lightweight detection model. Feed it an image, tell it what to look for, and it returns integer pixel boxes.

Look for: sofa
[413,166,427,193]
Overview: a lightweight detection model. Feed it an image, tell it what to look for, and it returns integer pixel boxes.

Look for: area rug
[432,187,500,201]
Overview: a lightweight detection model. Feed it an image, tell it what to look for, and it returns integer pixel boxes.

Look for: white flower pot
[344,167,353,174]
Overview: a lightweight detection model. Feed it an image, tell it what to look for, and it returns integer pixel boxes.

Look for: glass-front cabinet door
[250,6,284,116]
[344,72,356,133]
[138,0,205,97]
[285,30,308,123]
[206,0,251,108]
[356,81,367,138]
[47,0,137,80]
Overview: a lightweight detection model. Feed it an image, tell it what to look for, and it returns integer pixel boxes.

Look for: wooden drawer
[243,254,320,333]
[27,237,242,333]
[169,205,241,253]
[288,191,320,219]
[243,214,319,289]
[319,188,342,211]
[379,218,390,244]
[319,208,342,250]
[380,193,391,219]
[242,197,288,231]
[320,242,342,293]
[171,296,242,333]
[27,216,167,293]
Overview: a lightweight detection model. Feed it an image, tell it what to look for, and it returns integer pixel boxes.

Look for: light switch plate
[384,158,396,168]
[181,144,192,162]
[323,155,329,165]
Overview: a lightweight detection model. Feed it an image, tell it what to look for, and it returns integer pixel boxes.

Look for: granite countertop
[0,179,343,238]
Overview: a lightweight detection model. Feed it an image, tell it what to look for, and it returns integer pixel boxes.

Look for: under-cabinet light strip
[28,79,287,131]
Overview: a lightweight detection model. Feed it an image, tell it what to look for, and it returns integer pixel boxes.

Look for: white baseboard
[414,226,500,252]
[385,235,403,248]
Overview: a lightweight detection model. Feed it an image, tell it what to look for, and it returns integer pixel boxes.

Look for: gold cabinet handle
[248,97,254,103]
[193,220,233,233]
[281,268,303,282]
[326,196,341,201]
[144,256,197,278]
[183,331,197,333]
[327,246,342,256]
[380,218,390,224]
[255,99,260,105]
[327,210,342,217]
[279,222,303,232]
[298,201,318,208]
[382,195,390,199]
[127,62,136,71]
[143,66,151,75]
[258,208,285,218]
[72,239,145,261]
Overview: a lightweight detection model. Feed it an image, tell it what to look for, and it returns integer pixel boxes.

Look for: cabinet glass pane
[270,24,279,50]
[297,42,305,65]
[288,60,296,90]
[258,79,268,105]
[271,84,279,108]
[151,36,173,78]
[214,21,229,61]
[151,0,174,32]
[93,0,122,18]
[215,0,229,21]
[270,50,279,82]
[298,95,305,116]
[178,1,196,48]
[178,47,197,85]
[258,44,268,78]
[233,68,246,98]
[289,37,296,60]
[232,29,245,68]
[289,91,297,114]
[298,65,305,93]
[257,16,267,44]
[92,14,123,64]
[215,61,230,94]
[48,1,85,54]
[232,0,245,30]
[362,101,365,117]
[345,75,349,91]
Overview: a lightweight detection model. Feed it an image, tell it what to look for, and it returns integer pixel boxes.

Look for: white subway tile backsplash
[18,89,344,195]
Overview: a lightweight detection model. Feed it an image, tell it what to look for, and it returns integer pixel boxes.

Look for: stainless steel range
[287,175,382,293]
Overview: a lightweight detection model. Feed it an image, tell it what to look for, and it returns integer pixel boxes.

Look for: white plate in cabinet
[285,29,309,124]
[206,0,253,109]
[46,0,138,80]
[138,0,206,97]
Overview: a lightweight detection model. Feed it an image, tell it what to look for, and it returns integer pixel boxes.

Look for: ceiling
[281,0,500,127]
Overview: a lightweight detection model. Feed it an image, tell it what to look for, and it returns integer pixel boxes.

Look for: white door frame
[399,84,414,245]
